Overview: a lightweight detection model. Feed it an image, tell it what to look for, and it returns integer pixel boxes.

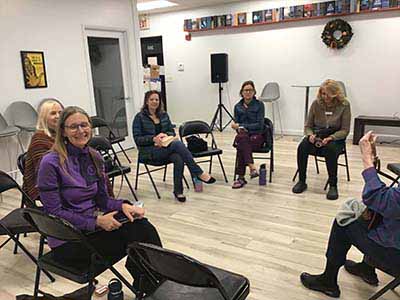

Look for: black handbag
[186,135,208,153]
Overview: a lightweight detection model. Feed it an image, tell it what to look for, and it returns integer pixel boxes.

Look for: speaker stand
[210,82,234,132]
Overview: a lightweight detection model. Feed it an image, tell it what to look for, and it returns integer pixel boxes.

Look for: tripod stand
[210,82,234,132]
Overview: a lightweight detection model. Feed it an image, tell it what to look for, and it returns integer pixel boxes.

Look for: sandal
[232,178,247,189]
[250,169,259,179]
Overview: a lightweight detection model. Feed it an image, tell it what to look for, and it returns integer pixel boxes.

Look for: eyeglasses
[64,122,91,132]
[243,89,254,93]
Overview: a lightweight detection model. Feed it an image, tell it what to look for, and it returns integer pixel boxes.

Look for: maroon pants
[234,133,264,176]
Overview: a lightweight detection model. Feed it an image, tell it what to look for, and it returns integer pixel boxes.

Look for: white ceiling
[137,0,245,14]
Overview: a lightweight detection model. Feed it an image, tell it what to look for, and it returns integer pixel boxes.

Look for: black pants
[152,140,203,194]
[297,138,344,186]
[325,219,400,274]
[52,218,162,283]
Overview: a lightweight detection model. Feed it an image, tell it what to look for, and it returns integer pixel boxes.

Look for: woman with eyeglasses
[132,90,215,202]
[37,106,162,293]
[231,80,265,189]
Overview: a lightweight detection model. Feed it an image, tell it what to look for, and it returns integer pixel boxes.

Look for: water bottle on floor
[108,278,123,300]
[259,164,267,186]
[194,178,203,192]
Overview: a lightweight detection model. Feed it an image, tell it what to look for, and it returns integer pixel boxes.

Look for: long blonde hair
[36,98,64,137]
[317,79,347,106]
[52,106,100,175]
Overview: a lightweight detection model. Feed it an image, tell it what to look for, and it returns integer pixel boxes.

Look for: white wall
[0,0,143,173]
[141,0,400,137]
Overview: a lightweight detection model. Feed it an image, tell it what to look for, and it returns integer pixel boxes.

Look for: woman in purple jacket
[37,106,162,291]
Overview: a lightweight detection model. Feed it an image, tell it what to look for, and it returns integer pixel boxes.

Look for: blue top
[38,143,123,248]
[362,167,400,250]
[234,97,265,134]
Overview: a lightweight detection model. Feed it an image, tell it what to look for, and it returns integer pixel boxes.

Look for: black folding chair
[91,116,131,163]
[23,208,137,299]
[292,140,350,190]
[88,136,138,202]
[179,120,228,183]
[135,155,190,199]
[0,170,54,282]
[233,118,274,183]
[364,255,400,300]
[376,162,400,187]
[17,152,27,175]
[128,242,250,300]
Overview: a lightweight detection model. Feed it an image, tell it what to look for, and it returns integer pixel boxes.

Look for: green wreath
[321,19,353,49]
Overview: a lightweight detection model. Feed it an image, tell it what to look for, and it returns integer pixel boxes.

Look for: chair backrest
[336,81,347,97]
[0,113,10,132]
[88,136,120,173]
[179,120,211,137]
[263,118,274,150]
[4,101,38,127]
[17,152,27,175]
[90,116,109,129]
[129,243,229,299]
[260,82,280,102]
[88,136,112,152]
[23,208,83,242]
[0,170,36,208]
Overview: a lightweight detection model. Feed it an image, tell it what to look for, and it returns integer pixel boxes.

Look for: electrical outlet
[178,63,184,71]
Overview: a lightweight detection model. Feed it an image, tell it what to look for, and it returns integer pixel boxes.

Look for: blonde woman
[292,80,351,200]
[23,98,64,200]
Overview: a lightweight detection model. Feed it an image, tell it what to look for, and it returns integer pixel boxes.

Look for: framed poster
[20,51,48,88]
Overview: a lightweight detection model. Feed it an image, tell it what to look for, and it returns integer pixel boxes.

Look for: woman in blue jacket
[132,90,215,202]
[231,81,265,189]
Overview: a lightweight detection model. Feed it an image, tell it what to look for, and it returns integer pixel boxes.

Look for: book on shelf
[211,16,218,28]
[303,4,314,17]
[294,5,304,18]
[225,14,233,26]
[191,19,198,30]
[338,0,352,13]
[371,0,382,9]
[283,6,296,19]
[389,0,399,6]
[381,0,390,7]
[360,0,371,10]
[326,1,337,14]
[252,10,264,23]
[317,2,327,15]
[237,12,247,25]
[217,15,226,27]
[264,9,273,21]
[278,7,284,20]
[184,19,192,30]
[200,17,207,29]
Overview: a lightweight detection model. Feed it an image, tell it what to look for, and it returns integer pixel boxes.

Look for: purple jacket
[37,143,123,248]
[363,167,400,250]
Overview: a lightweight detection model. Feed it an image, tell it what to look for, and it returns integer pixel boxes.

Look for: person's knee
[169,153,184,168]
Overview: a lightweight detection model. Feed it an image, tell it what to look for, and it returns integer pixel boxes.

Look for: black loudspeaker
[211,53,228,83]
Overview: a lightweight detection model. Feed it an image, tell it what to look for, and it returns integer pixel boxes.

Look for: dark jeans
[297,137,344,186]
[53,218,162,283]
[152,140,203,194]
[325,219,400,274]
[234,133,264,176]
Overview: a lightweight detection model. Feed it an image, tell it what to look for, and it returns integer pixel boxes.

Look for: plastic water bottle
[108,278,123,300]
[259,164,267,186]
[194,178,203,192]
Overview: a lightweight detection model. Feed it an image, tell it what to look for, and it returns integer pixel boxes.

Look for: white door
[84,28,135,149]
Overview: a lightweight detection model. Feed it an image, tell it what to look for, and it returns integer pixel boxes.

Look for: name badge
[325,111,333,116]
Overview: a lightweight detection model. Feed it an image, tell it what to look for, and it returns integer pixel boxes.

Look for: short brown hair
[141,90,164,116]
[239,80,256,97]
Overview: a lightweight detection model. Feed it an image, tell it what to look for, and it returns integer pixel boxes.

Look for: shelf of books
[183,0,400,33]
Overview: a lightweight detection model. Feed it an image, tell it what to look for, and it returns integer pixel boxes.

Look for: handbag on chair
[186,135,208,153]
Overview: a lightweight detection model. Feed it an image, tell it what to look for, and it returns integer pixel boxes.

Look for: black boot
[344,260,379,286]
[292,181,307,194]
[327,185,339,200]
[300,272,341,298]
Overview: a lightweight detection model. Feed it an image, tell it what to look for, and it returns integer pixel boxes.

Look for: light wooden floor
[1,132,400,300]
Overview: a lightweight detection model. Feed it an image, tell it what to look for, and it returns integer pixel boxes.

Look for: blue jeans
[325,219,400,274]
[152,140,203,194]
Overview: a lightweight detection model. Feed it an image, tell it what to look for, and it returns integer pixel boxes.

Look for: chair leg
[163,165,167,182]
[217,155,228,183]
[144,164,161,199]
[33,236,45,298]
[324,179,329,191]
[123,173,138,202]
[269,149,273,183]
[390,176,400,188]
[13,233,20,254]
[209,156,213,174]
[183,175,190,189]
[314,155,320,174]
[0,237,11,249]
[292,169,299,182]
[233,153,238,181]
[369,276,400,300]
[276,101,284,138]
[117,142,132,164]
[344,149,350,182]
[135,162,140,190]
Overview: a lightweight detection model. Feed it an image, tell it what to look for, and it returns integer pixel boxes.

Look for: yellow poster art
[20,51,48,88]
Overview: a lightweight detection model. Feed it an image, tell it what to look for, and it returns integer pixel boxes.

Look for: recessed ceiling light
[137,0,178,11]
